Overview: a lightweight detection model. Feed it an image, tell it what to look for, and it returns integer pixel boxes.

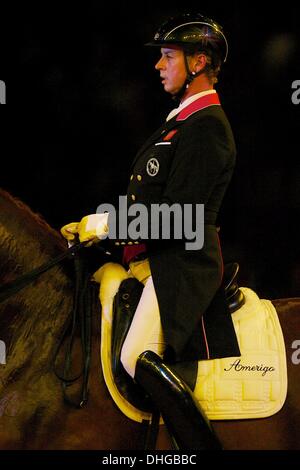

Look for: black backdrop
[1,1,299,299]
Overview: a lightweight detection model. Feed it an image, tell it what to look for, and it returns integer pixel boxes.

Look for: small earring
[192,71,196,75]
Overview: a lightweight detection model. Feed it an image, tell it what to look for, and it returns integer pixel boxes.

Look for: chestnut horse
[0,188,299,450]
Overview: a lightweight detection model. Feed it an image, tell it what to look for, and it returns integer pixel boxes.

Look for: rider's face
[155,46,187,96]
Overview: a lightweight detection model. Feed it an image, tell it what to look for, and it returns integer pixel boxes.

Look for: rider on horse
[61,12,240,450]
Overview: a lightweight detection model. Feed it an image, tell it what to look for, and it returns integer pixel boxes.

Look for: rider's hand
[77,214,109,246]
[60,222,79,241]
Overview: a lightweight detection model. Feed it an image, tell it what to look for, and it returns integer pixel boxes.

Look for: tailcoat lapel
[130,117,180,171]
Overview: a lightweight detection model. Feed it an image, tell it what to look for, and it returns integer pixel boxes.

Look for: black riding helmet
[146,13,228,97]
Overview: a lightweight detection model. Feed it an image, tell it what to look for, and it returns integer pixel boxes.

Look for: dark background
[0,1,299,299]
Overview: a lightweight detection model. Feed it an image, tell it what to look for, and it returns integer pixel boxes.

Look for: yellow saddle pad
[96,263,287,422]
[194,287,287,419]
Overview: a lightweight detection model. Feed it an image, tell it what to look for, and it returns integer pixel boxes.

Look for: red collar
[176,93,221,121]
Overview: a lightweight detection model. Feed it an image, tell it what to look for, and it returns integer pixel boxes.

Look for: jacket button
[134,241,139,244]
[130,174,134,181]
[128,241,133,245]
[131,194,136,201]
[137,175,142,181]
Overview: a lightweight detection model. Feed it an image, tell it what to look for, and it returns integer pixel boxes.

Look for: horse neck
[0,190,74,382]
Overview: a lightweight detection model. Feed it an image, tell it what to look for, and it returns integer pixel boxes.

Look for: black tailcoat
[110,93,241,362]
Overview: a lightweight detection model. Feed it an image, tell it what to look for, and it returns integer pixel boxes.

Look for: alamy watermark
[97,196,204,250]
[0,80,6,104]
[291,340,300,365]
[291,80,300,105]
[0,340,6,364]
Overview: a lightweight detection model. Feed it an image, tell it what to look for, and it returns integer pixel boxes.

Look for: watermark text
[0,340,6,364]
[0,80,6,104]
[291,80,300,105]
[291,340,300,364]
[97,196,204,250]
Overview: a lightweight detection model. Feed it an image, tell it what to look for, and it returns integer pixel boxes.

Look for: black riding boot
[134,350,222,450]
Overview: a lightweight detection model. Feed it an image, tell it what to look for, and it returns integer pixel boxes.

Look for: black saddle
[223,262,245,313]
[111,278,152,411]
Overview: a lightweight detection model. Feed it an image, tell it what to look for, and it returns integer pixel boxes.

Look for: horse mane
[0,188,64,247]
[0,188,67,281]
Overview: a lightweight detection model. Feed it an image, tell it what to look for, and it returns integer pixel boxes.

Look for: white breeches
[120,259,166,378]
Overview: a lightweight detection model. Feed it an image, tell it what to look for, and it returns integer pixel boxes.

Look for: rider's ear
[194,53,207,73]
